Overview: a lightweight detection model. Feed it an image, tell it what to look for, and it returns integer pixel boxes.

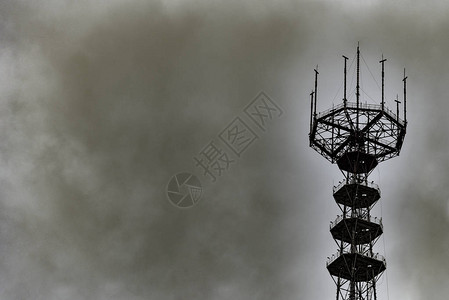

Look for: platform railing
[330,214,383,230]
[316,101,405,127]
[326,250,386,267]
[333,180,380,195]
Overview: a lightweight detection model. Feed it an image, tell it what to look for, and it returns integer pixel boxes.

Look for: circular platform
[327,252,386,282]
[337,151,378,174]
[333,182,380,208]
[330,217,383,245]
[309,101,407,165]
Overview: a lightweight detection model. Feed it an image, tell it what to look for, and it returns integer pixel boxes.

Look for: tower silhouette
[308,45,407,300]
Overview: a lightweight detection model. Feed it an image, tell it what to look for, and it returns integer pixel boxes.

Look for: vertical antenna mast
[356,43,360,129]
[380,55,387,111]
[314,67,319,118]
[343,55,348,107]
[403,68,408,126]
[310,91,314,135]
[395,95,401,122]
[395,95,401,136]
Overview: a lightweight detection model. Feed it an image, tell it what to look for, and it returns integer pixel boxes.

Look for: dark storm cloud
[0,1,320,299]
[1,0,449,299]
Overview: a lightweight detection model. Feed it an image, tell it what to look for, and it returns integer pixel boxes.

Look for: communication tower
[308,45,407,300]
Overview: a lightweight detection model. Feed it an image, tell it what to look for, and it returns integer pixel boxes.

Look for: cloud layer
[0,1,448,299]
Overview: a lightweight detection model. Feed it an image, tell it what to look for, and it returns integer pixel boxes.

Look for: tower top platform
[308,45,408,169]
[309,101,406,165]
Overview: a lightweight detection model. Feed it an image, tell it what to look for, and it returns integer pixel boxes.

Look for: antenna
[395,95,401,122]
[403,68,408,126]
[314,67,319,118]
[310,91,314,136]
[380,55,387,111]
[343,55,348,107]
[356,43,360,129]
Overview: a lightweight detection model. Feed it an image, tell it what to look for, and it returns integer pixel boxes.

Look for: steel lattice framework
[310,101,406,164]
[308,45,407,300]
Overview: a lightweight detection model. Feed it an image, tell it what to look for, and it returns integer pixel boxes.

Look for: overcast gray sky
[0,0,448,299]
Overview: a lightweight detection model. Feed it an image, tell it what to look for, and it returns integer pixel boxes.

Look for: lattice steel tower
[308,45,407,300]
